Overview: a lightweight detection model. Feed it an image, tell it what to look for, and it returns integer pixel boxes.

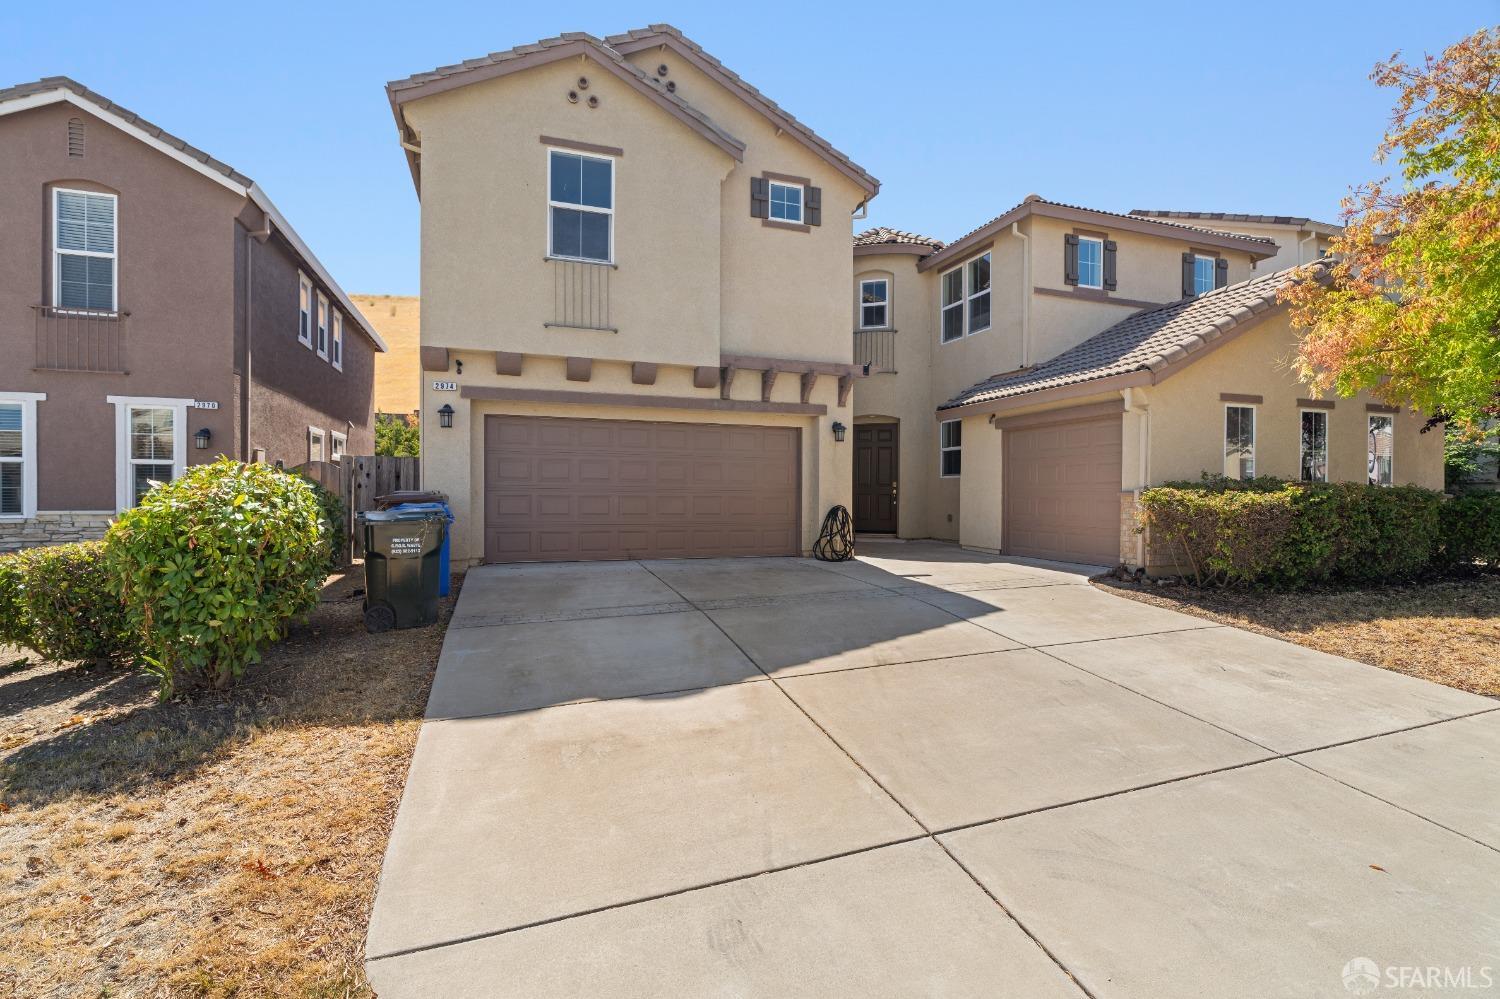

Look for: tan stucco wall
[1143,312,1443,489]
[425,354,850,565]
[353,294,421,416]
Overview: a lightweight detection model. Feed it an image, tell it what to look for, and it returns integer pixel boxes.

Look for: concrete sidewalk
[366,542,1500,998]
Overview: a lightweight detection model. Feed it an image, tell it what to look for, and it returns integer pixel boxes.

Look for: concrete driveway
[366,542,1500,998]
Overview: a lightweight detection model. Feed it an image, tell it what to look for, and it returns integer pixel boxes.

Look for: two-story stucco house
[389,26,875,565]
[0,78,384,551]
[852,198,1442,567]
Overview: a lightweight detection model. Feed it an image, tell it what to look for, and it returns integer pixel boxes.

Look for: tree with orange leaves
[1282,27,1500,432]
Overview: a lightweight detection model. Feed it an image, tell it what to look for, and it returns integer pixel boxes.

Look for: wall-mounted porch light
[437,404,455,429]
[194,427,212,450]
[831,421,846,443]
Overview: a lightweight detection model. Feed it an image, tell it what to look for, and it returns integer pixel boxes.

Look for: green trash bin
[360,508,447,632]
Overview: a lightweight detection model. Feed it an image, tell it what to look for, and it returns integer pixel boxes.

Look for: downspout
[1009,222,1031,367]
[242,212,273,460]
[1296,229,1319,264]
[1122,387,1150,567]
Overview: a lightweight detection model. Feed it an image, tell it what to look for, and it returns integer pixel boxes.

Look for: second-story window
[331,311,344,370]
[1193,254,1217,296]
[54,188,117,311]
[769,181,803,223]
[549,149,613,263]
[939,252,991,343]
[316,292,330,360]
[860,279,888,329]
[1077,237,1103,289]
[298,273,313,347]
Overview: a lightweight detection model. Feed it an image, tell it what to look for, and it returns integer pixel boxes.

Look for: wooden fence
[293,456,422,560]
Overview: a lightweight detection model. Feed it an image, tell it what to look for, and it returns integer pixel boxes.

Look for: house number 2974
[432,380,457,391]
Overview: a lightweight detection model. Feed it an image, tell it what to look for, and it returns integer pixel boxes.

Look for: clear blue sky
[2,1,1489,296]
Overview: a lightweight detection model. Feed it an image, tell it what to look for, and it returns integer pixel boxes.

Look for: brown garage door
[1004,412,1122,565]
[483,415,800,562]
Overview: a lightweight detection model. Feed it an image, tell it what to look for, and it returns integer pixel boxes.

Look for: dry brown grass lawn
[1093,572,1500,696]
[0,567,455,999]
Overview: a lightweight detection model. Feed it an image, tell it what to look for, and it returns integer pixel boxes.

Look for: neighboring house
[852,199,1441,567]
[0,78,384,551]
[389,26,876,565]
[1129,211,1341,270]
[352,294,422,419]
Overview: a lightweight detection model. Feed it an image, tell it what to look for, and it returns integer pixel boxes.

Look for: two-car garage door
[1003,412,1122,566]
[483,415,800,562]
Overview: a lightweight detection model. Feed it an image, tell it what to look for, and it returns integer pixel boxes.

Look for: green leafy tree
[375,414,421,457]
[1282,27,1500,431]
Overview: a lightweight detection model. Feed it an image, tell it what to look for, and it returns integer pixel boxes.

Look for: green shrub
[13,541,136,665]
[1441,491,1500,569]
[1138,477,1448,588]
[106,458,328,697]
[299,474,347,572]
[0,552,28,648]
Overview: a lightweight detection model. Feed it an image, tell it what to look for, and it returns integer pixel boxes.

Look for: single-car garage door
[1004,411,1122,566]
[483,415,800,562]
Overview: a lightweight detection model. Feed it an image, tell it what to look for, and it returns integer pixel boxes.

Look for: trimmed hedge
[1441,491,1500,569]
[1138,476,1464,588]
[13,541,136,665]
[0,552,26,648]
[106,458,329,697]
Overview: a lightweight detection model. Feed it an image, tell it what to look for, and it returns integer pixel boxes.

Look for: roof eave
[936,370,1152,419]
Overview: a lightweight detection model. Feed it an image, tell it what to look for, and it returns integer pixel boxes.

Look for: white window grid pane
[0,461,21,516]
[548,151,614,262]
[1300,411,1328,482]
[1078,239,1103,288]
[1224,406,1255,479]
[1194,256,1216,295]
[0,404,22,459]
[769,182,802,222]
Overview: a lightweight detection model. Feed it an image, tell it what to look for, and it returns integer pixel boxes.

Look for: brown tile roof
[604,25,878,196]
[853,227,945,249]
[939,261,1326,412]
[0,76,252,186]
[1129,210,1342,231]
[0,77,386,350]
[957,197,1278,246]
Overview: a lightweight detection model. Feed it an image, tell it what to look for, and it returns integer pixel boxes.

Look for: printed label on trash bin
[390,535,423,557]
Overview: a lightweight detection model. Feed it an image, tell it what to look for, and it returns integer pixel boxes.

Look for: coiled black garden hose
[812,505,856,562]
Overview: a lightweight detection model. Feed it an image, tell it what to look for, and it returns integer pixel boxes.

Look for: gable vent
[67,117,85,157]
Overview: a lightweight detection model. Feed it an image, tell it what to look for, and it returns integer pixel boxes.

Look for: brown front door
[482,415,800,562]
[853,423,899,533]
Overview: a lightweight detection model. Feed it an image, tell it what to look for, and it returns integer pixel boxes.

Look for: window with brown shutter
[1103,239,1118,290]
[1064,233,1080,286]
[805,185,821,226]
[1215,256,1229,289]
[1181,252,1195,298]
[750,176,769,219]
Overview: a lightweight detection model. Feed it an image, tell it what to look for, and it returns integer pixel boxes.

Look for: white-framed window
[1368,415,1395,486]
[1300,410,1329,483]
[0,392,45,520]
[53,188,117,312]
[547,148,613,263]
[331,311,344,371]
[330,430,347,462]
[1077,236,1103,289]
[939,419,962,477]
[107,396,188,512]
[308,427,325,463]
[859,278,889,329]
[768,180,803,223]
[1192,255,1217,296]
[316,292,330,360]
[298,272,313,347]
[940,252,991,343]
[1224,404,1256,480]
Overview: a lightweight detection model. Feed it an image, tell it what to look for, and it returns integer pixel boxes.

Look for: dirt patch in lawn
[0,565,456,998]
[1093,573,1500,697]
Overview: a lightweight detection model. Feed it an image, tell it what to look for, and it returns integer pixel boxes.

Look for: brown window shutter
[1103,239,1118,290]
[1064,233,1079,286]
[805,186,822,226]
[750,176,769,219]
[1215,257,1229,289]
[1181,252,1195,297]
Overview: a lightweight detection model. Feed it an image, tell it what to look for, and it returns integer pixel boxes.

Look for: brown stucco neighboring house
[0,78,385,550]
[389,25,877,565]
[850,198,1440,568]
[351,294,421,418]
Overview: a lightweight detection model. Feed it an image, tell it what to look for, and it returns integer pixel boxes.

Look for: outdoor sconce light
[194,427,212,450]
[831,421,847,443]
[437,404,455,429]
[454,358,464,375]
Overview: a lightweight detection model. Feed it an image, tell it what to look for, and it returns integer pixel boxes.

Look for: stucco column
[958,414,1003,553]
